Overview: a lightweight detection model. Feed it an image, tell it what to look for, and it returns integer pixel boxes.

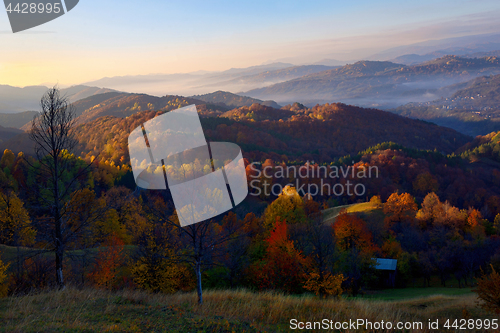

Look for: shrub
[0,258,9,297]
[475,265,500,314]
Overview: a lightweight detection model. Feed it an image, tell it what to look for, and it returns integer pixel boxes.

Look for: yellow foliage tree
[263,185,306,230]
[0,258,9,297]
[131,223,194,293]
[0,149,15,169]
[0,191,35,246]
[303,272,345,298]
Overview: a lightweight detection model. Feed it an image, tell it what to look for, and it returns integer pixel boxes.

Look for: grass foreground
[0,287,495,332]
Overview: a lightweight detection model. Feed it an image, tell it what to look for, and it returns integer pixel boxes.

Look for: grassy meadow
[0,286,494,332]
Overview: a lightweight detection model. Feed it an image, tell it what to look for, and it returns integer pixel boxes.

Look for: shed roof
[374,258,397,270]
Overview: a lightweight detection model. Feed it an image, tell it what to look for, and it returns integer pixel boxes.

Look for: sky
[1,0,500,87]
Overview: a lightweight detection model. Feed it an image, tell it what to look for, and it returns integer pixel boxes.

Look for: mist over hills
[243,56,500,108]
[0,85,117,114]
[390,50,500,66]
[367,33,500,62]
[393,73,500,136]
[2,34,500,140]
[81,63,333,97]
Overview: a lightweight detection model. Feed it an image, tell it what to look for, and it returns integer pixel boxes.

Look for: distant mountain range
[390,50,500,66]
[3,34,500,139]
[243,55,500,108]
[0,85,117,114]
[367,33,500,62]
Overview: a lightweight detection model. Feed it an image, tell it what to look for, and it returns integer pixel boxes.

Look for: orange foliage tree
[383,192,417,229]
[333,211,377,253]
[87,233,125,289]
[250,218,309,293]
[415,192,444,229]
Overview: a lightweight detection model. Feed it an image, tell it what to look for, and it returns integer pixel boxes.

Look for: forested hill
[191,91,281,109]
[71,93,227,125]
[17,92,232,131]
[67,103,469,166]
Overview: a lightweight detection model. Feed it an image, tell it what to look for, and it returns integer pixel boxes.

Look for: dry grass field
[0,287,495,332]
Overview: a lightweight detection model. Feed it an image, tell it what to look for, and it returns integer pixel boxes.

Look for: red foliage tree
[333,211,377,253]
[250,218,309,293]
[87,233,125,289]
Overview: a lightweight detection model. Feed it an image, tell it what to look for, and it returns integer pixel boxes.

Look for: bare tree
[29,87,94,288]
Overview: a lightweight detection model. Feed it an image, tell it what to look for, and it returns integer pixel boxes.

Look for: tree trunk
[195,260,203,305]
[54,181,64,289]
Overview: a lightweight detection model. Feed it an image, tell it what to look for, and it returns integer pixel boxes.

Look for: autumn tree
[383,192,417,230]
[0,190,34,246]
[333,211,377,296]
[29,87,93,288]
[263,185,306,229]
[333,211,377,253]
[291,212,339,297]
[131,219,193,294]
[413,172,439,195]
[415,192,444,229]
[303,271,345,298]
[210,212,253,289]
[0,258,9,297]
[439,201,467,230]
[104,186,147,244]
[494,214,500,234]
[145,194,247,304]
[0,176,35,281]
[87,233,125,289]
[250,218,309,293]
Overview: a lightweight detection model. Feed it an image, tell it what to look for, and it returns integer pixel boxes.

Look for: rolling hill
[191,91,281,108]
[18,91,269,130]
[0,85,118,115]
[39,93,227,127]
[35,103,472,166]
[0,125,23,144]
[0,111,38,129]
[2,102,471,163]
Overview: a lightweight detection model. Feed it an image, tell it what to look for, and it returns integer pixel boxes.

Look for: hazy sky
[1,0,500,87]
